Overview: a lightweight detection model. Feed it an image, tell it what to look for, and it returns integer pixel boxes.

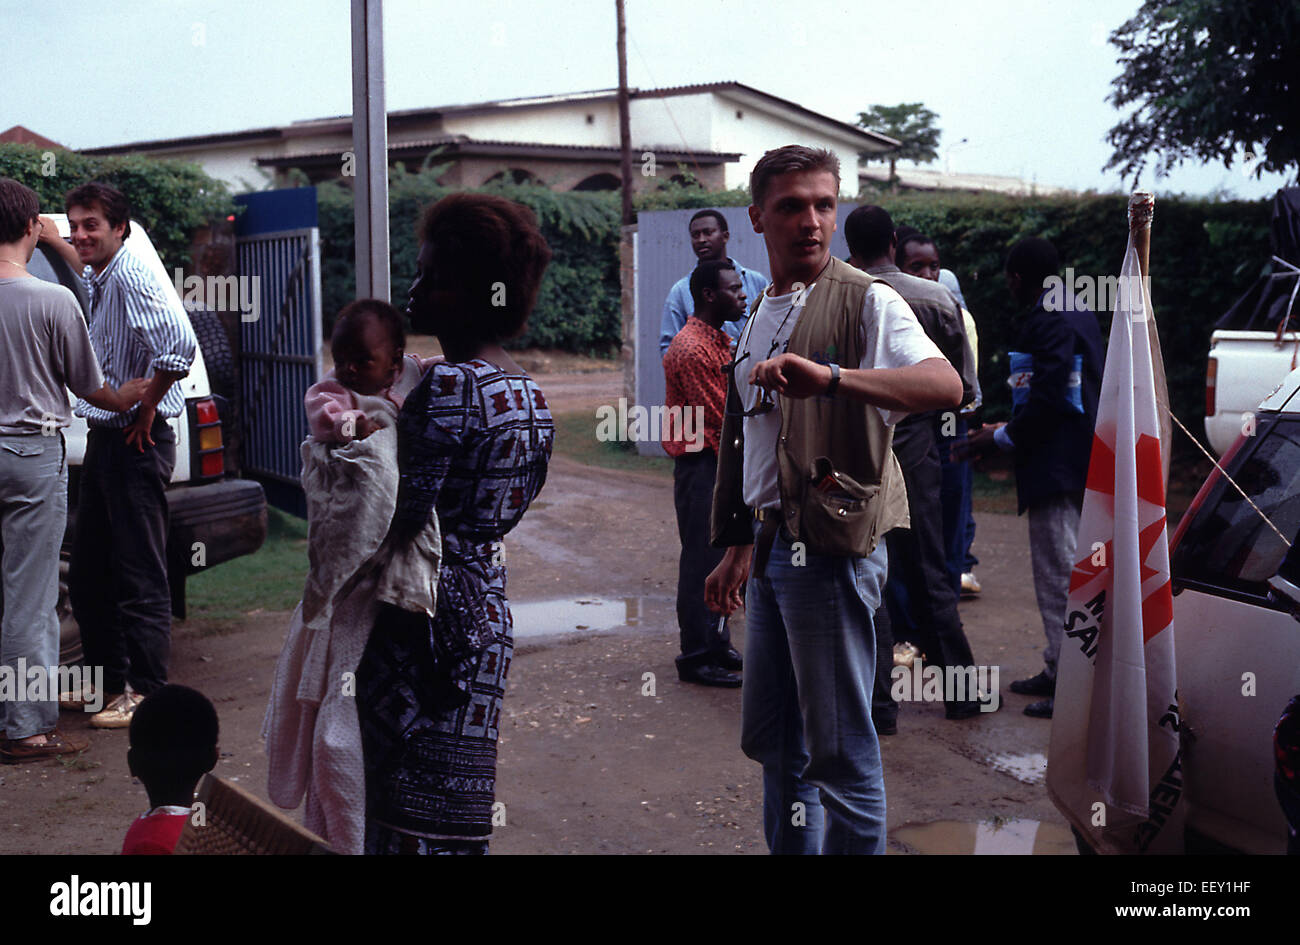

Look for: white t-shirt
[738,279,944,510]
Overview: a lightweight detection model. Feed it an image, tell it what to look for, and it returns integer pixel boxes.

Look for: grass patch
[184,509,309,622]
[971,470,1019,515]
[56,755,100,772]
[552,409,673,477]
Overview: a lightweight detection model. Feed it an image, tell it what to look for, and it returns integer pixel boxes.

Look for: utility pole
[616,0,634,225]
[351,0,389,301]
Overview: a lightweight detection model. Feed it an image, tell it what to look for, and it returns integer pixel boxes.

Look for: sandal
[0,729,90,763]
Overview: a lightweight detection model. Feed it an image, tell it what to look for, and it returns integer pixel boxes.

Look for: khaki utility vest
[710,255,909,557]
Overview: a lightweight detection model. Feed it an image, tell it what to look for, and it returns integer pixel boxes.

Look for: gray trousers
[1027,493,1081,679]
[0,433,66,740]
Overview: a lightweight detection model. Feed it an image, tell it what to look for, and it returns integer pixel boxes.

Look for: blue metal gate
[235,189,323,517]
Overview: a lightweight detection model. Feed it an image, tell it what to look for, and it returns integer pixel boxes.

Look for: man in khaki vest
[704,146,962,854]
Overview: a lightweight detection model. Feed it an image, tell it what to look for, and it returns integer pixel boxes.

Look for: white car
[1170,365,1300,853]
[27,215,266,661]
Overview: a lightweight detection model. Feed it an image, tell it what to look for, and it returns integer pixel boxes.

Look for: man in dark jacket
[845,206,987,728]
[963,238,1103,718]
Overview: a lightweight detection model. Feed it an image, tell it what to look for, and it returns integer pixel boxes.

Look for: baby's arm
[305,376,367,441]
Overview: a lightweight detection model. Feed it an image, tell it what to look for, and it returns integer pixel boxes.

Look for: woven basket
[173,774,336,855]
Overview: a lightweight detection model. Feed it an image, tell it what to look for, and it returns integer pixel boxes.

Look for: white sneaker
[89,690,144,729]
[893,642,922,668]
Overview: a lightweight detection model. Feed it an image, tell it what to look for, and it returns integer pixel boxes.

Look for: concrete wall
[709,93,874,195]
[446,101,621,147]
[629,93,715,150]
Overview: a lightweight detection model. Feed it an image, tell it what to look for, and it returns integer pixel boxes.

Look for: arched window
[572,173,621,192]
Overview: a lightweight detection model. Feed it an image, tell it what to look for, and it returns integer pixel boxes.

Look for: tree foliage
[874,189,1270,462]
[1106,0,1300,184]
[856,103,942,178]
[0,143,234,272]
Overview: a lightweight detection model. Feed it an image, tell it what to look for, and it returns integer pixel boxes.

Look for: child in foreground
[305,298,438,443]
[122,685,218,855]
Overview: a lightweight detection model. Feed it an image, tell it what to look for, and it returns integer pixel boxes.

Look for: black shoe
[873,715,898,736]
[1009,671,1056,697]
[1024,698,1054,719]
[945,695,998,720]
[713,646,743,672]
[678,664,743,688]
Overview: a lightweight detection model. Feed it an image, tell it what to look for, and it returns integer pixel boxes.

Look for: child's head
[127,685,219,808]
[331,299,406,396]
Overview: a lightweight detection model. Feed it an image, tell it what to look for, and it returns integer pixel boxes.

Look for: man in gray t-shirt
[0,178,145,762]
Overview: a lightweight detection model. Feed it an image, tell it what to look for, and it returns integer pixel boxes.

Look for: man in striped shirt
[43,182,197,729]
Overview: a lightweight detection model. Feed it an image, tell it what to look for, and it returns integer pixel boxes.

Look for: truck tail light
[190,397,225,481]
[1206,357,1217,417]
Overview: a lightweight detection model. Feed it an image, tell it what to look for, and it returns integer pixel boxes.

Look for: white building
[82,82,898,195]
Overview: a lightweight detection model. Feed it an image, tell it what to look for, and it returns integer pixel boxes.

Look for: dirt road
[0,368,1073,855]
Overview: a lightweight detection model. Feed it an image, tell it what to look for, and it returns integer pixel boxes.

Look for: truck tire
[57,555,81,665]
[190,307,236,399]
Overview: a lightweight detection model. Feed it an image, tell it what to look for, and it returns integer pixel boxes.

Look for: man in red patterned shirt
[664,259,752,687]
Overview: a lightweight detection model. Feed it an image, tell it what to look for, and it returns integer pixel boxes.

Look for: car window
[1174,416,1300,604]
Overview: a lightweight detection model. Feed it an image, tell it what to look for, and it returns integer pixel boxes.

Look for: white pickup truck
[1204,188,1300,455]
[27,216,267,662]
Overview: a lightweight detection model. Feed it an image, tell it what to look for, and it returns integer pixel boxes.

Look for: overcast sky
[8,0,1293,200]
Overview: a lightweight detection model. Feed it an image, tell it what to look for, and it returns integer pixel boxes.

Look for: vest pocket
[800,456,880,554]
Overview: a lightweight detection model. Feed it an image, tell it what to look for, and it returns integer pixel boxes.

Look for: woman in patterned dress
[357,193,554,854]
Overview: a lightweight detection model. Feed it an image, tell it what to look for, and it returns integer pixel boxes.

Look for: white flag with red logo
[1046,239,1184,854]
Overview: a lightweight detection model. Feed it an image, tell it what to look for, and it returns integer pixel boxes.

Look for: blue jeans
[740,523,888,854]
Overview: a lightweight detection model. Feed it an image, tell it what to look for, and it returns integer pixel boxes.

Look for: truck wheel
[190,307,236,399]
[57,555,82,665]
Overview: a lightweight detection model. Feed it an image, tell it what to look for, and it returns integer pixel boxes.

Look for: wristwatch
[825,362,841,397]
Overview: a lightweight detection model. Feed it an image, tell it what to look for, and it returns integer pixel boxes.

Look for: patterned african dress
[357,358,553,854]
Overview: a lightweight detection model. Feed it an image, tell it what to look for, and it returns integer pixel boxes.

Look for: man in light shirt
[704,146,962,854]
[659,209,767,356]
[42,182,198,730]
[0,178,146,760]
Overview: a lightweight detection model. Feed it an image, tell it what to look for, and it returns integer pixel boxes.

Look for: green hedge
[317,173,758,352]
[0,143,234,273]
[873,191,1272,443]
[317,168,1270,446]
[318,170,626,352]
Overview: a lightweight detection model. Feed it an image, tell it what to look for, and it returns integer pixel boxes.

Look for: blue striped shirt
[74,245,197,428]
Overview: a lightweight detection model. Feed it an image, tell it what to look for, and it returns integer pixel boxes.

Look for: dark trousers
[878,434,976,711]
[938,416,974,596]
[70,418,175,696]
[672,450,730,669]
